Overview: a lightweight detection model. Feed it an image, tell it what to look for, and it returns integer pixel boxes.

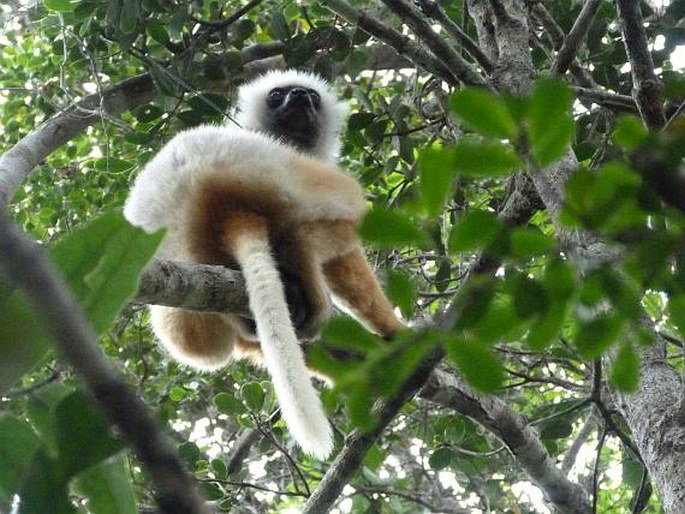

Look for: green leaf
[0,289,51,393]
[610,343,639,393]
[169,386,187,402]
[418,147,458,218]
[359,207,428,247]
[667,294,685,339]
[147,24,170,45]
[214,392,246,415]
[210,458,228,479]
[26,383,73,453]
[452,139,522,178]
[450,88,518,139]
[49,211,164,334]
[526,302,567,350]
[0,417,40,503]
[574,314,624,358]
[74,454,137,514]
[178,442,200,470]
[385,269,417,318]
[528,77,574,167]
[445,337,503,393]
[44,0,77,12]
[613,116,648,150]
[542,258,576,301]
[119,0,139,34]
[510,227,556,259]
[19,448,74,514]
[428,447,453,470]
[269,12,291,40]
[322,317,383,354]
[511,274,549,319]
[448,209,502,254]
[55,391,123,477]
[93,157,135,173]
[240,382,265,412]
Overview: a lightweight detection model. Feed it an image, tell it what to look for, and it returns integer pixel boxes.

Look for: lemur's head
[235,69,348,162]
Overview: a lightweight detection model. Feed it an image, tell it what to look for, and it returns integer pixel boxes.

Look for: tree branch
[319,0,460,86]
[133,259,250,317]
[380,0,487,86]
[0,213,207,514]
[551,0,603,76]
[414,0,494,74]
[615,0,666,129]
[532,4,595,88]
[421,370,591,513]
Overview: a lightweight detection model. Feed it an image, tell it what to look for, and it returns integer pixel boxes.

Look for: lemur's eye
[267,88,285,107]
[308,89,321,108]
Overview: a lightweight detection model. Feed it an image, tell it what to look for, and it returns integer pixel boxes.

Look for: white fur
[124,125,364,238]
[123,70,356,459]
[233,236,333,459]
[235,69,348,163]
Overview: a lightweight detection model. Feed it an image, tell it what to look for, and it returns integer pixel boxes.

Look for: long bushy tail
[233,236,333,459]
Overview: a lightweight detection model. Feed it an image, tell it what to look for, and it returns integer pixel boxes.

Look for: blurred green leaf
[445,337,503,393]
[215,392,247,415]
[574,314,624,358]
[360,207,428,247]
[428,447,453,470]
[448,209,503,254]
[74,454,137,514]
[510,227,556,259]
[55,391,123,477]
[385,269,417,318]
[528,78,574,167]
[613,116,648,150]
[450,88,518,139]
[419,147,457,218]
[44,0,77,12]
[452,139,522,178]
[610,343,639,393]
[240,382,266,412]
[50,211,164,334]
[0,417,40,503]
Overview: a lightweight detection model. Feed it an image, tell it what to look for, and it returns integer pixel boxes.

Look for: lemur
[124,69,405,459]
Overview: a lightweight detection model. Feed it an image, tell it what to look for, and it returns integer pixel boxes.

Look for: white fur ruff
[235,236,333,459]
[123,125,364,237]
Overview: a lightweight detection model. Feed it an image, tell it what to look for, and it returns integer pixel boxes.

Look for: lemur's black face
[264,85,322,152]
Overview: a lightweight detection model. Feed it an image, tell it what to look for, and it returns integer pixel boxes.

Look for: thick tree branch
[572,86,638,113]
[551,0,602,76]
[0,213,207,514]
[615,0,666,129]
[380,0,487,86]
[532,4,595,88]
[320,0,460,86]
[421,370,591,513]
[414,0,493,73]
[133,259,250,317]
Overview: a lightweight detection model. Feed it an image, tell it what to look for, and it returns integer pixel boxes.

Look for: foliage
[1,0,684,512]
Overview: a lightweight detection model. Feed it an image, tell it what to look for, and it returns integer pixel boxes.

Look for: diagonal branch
[615,0,666,129]
[551,0,603,76]
[380,0,487,86]
[421,370,591,513]
[319,0,460,86]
